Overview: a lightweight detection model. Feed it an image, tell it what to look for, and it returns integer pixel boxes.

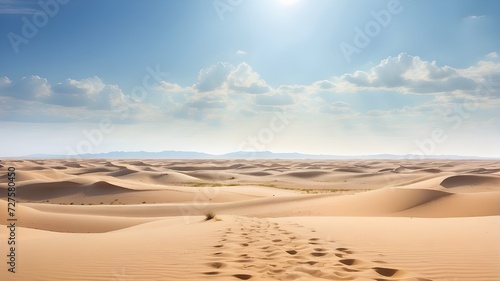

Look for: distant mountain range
[17,150,496,160]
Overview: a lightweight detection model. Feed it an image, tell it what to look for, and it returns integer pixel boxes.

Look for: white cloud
[147,81,186,107]
[486,52,498,59]
[1,75,51,100]
[237,50,247,55]
[457,61,500,96]
[227,62,271,94]
[312,80,335,90]
[51,77,126,109]
[254,93,294,106]
[195,62,234,92]
[365,106,418,117]
[320,101,352,115]
[0,76,12,86]
[67,76,106,94]
[276,84,306,94]
[0,1,37,14]
[336,53,497,95]
[155,81,183,93]
[465,15,485,20]
[193,62,272,94]
[0,75,127,112]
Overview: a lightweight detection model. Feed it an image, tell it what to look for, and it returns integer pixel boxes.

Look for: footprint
[233,274,253,280]
[207,262,226,269]
[372,267,399,277]
[241,243,249,247]
[311,252,327,257]
[286,250,298,255]
[336,247,353,254]
[313,248,326,252]
[214,245,223,248]
[300,261,318,265]
[234,259,253,263]
[272,239,282,243]
[203,271,220,275]
[308,238,320,244]
[339,259,358,266]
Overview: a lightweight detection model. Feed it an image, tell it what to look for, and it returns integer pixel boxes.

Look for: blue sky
[1,0,499,157]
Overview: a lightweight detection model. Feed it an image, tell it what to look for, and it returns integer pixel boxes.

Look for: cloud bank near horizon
[1,53,499,125]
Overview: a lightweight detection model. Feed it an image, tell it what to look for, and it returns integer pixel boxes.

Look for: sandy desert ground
[0,159,499,280]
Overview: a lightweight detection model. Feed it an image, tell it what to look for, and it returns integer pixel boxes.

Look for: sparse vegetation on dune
[205,211,221,221]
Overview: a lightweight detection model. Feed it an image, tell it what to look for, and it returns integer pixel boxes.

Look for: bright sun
[279,0,300,5]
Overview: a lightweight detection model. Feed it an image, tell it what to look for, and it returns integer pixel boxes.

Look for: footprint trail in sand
[202,217,432,280]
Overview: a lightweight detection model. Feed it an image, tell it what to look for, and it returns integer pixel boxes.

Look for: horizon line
[2,150,498,160]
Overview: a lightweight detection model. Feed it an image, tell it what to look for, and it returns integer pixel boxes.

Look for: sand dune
[281,170,331,178]
[440,174,500,189]
[0,159,499,280]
